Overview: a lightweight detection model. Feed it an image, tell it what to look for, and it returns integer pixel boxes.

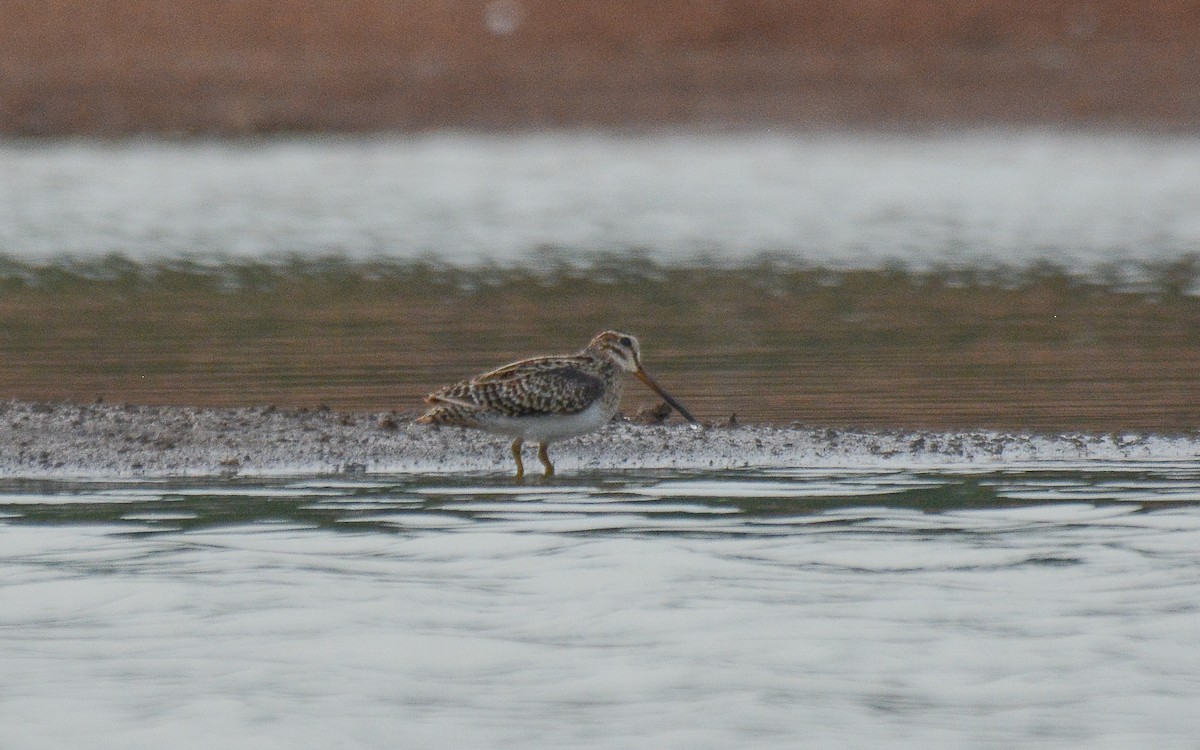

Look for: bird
[416,330,701,477]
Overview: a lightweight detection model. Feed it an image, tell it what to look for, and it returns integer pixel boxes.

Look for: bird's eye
[619,336,633,347]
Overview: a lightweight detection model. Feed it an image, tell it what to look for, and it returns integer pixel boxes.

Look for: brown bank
[2,0,1199,134]
[2,258,1200,432]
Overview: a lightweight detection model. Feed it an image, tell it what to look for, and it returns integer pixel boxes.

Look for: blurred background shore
[2,1,1199,431]
[2,0,1198,134]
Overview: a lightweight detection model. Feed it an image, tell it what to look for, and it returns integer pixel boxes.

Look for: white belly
[477,400,614,443]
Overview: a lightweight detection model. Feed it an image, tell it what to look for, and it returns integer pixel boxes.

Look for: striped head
[585,330,642,372]
[584,329,701,428]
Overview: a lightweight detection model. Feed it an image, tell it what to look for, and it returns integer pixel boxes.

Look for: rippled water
[4,467,1200,748]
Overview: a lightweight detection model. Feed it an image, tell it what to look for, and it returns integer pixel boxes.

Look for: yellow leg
[511,438,525,479]
[537,442,554,477]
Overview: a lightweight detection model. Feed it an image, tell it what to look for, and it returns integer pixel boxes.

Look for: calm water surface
[4,131,1200,265]
[3,466,1200,749]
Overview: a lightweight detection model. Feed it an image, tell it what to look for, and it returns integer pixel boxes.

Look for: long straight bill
[635,369,702,430]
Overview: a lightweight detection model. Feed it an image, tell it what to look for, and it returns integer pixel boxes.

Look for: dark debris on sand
[0,399,1194,478]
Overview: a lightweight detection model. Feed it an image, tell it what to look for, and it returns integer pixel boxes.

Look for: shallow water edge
[4,459,1200,750]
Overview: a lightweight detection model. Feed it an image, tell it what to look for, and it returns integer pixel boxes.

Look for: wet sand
[3,399,1195,478]
[4,256,1200,432]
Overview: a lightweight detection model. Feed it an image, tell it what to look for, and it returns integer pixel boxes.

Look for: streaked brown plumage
[417,330,700,477]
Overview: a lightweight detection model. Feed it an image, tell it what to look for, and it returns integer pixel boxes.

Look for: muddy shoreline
[4,255,1200,432]
[2,399,1195,479]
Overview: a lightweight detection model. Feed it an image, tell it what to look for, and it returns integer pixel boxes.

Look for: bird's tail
[415,393,481,427]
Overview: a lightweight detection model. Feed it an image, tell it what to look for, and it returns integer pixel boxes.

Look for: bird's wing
[463,359,607,417]
[468,355,584,384]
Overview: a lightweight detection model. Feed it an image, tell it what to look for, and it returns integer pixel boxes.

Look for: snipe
[416,331,700,477]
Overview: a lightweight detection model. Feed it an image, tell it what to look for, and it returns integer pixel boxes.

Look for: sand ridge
[1,399,1194,478]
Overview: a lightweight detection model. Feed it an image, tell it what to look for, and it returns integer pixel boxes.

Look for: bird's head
[585,330,701,430]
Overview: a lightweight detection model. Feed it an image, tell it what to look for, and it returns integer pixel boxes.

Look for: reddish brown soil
[3,0,1199,134]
